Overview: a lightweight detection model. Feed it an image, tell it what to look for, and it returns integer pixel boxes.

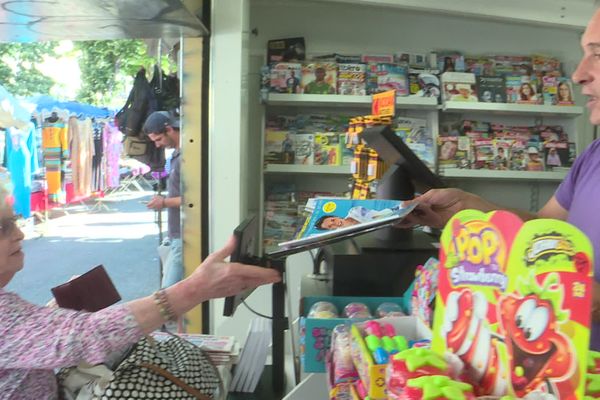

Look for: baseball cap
[142,110,180,134]
[527,146,539,154]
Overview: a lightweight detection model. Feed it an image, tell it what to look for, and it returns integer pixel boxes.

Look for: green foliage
[0,40,176,106]
[0,42,58,96]
[75,40,176,106]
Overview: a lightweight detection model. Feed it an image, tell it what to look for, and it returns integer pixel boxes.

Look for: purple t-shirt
[555,139,600,350]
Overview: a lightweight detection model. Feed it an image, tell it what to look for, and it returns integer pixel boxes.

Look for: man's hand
[146,195,165,211]
[398,188,494,229]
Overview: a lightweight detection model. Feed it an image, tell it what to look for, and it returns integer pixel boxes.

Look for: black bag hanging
[150,64,180,112]
[116,68,158,138]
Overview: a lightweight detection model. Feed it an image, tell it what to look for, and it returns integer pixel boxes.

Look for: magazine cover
[509,141,527,171]
[265,129,294,164]
[396,52,430,68]
[493,139,513,170]
[269,63,302,94]
[473,139,495,169]
[300,63,337,94]
[441,72,477,102]
[360,54,394,63]
[267,37,306,63]
[516,76,539,104]
[373,63,409,95]
[543,141,569,169]
[465,56,495,76]
[525,142,544,171]
[294,133,315,165]
[505,75,522,103]
[436,52,466,72]
[493,55,532,76]
[276,199,416,252]
[395,117,435,171]
[542,75,558,105]
[556,77,575,106]
[314,132,341,166]
[337,63,367,95]
[476,76,506,103]
[409,70,441,99]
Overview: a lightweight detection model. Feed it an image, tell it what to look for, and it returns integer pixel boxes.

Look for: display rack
[266,93,439,109]
[442,101,584,116]
[439,168,568,181]
[264,164,351,175]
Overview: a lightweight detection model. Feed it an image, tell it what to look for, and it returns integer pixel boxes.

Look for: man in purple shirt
[402,9,600,350]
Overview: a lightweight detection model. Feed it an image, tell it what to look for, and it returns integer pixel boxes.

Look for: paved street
[6,190,164,305]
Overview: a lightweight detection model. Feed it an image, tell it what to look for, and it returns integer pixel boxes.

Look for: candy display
[308,301,339,319]
[376,302,406,318]
[314,210,595,400]
[300,296,406,372]
[350,316,432,399]
[432,210,593,399]
[343,302,372,319]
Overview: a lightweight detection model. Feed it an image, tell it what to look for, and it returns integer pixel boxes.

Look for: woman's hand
[167,236,281,315]
[189,235,281,301]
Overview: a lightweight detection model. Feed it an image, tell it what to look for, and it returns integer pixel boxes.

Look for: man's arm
[401,189,566,228]
[163,196,182,209]
[537,195,569,220]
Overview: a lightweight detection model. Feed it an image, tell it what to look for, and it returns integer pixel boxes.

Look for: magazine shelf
[264,164,351,175]
[439,168,568,181]
[266,93,439,109]
[442,101,584,117]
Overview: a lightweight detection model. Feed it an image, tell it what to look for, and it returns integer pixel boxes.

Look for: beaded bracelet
[153,289,177,321]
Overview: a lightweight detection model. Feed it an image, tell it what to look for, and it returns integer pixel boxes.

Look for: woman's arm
[0,236,280,370]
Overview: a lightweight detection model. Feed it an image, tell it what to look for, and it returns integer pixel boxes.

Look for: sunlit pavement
[6,190,164,305]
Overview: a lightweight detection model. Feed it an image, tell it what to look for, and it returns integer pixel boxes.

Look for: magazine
[273,199,417,255]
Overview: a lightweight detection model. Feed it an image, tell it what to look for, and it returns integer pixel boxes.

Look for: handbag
[58,333,223,400]
[123,136,148,157]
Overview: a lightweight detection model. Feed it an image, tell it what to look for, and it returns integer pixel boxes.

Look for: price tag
[371,90,396,117]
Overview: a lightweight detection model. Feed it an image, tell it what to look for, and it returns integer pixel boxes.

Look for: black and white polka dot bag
[100,335,222,400]
[59,334,222,400]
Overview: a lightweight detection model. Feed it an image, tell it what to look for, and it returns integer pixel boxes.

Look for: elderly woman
[0,172,280,399]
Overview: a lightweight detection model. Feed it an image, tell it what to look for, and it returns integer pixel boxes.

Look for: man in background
[143,111,182,288]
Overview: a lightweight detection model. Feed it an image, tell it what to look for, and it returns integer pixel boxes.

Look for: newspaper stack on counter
[151,332,240,366]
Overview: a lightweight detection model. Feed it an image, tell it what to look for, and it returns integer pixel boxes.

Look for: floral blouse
[0,289,144,399]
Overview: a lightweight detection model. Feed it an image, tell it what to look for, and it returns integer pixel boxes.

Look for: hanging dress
[69,117,94,197]
[6,122,39,218]
[103,121,122,189]
[42,117,69,202]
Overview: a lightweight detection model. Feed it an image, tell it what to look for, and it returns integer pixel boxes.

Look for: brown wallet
[51,265,122,312]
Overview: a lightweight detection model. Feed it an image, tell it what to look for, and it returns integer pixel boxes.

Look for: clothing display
[0,289,143,399]
[41,117,69,202]
[102,122,122,189]
[91,121,105,192]
[5,123,39,218]
[68,116,95,198]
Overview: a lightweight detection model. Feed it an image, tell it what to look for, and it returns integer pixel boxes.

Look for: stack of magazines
[151,332,240,366]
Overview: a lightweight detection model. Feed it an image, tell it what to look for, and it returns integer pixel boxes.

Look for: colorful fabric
[69,117,94,198]
[103,122,122,189]
[0,289,143,399]
[41,121,69,202]
[6,122,39,218]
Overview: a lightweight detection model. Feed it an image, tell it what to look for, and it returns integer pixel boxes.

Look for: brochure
[273,199,416,256]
